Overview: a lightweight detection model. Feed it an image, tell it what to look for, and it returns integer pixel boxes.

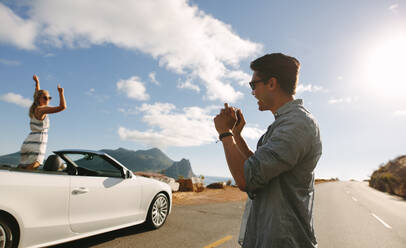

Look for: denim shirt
[241,99,322,248]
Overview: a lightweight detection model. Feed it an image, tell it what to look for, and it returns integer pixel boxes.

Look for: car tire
[0,217,17,248]
[146,193,169,229]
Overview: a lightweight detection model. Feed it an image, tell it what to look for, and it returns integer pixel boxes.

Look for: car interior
[1,153,125,178]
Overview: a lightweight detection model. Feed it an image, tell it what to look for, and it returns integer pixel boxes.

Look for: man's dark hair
[250,53,300,95]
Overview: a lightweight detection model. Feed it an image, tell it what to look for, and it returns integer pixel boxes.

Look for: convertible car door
[67,154,143,234]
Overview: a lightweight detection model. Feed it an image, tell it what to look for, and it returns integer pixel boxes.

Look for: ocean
[203,175,235,186]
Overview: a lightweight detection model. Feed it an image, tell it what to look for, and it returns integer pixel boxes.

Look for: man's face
[250,71,270,111]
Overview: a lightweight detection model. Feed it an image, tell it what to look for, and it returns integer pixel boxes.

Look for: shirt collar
[274,99,303,118]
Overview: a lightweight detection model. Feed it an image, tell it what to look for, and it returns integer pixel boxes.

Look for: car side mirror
[126,170,132,179]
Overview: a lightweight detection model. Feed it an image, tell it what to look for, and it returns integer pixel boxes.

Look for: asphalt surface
[314,181,406,248]
[49,181,406,248]
[49,201,246,248]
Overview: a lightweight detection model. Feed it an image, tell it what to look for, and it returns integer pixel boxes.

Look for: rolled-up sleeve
[244,118,311,194]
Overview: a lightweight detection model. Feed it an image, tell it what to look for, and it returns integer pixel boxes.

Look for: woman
[19,75,67,169]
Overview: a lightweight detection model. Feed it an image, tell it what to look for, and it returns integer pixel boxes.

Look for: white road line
[351,197,358,202]
[371,213,392,229]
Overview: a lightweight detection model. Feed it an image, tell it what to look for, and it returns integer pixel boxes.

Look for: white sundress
[19,115,50,167]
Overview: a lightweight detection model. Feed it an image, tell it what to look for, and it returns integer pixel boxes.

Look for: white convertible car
[0,150,172,248]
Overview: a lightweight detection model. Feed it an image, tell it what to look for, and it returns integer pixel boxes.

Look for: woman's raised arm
[33,75,40,93]
[36,84,67,117]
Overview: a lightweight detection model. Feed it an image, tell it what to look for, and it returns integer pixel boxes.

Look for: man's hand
[232,109,246,136]
[214,103,237,134]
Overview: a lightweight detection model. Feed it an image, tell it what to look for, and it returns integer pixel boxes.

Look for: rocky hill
[0,147,195,179]
[0,152,20,166]
[101,147,174,172]
[161,158,195,179]
[369,155,406,198]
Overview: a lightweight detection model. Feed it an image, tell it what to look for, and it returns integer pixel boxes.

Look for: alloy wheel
[0,224,6,248]
[151,195,168,227]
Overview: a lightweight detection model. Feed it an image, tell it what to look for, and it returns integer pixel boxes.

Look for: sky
[0,0,405,180]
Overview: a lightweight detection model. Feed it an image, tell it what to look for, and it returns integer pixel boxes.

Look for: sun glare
[364,35,406,99]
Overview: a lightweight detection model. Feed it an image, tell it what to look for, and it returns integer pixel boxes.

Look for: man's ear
[268,77,278,90]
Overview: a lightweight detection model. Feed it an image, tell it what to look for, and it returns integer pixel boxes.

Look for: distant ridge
[0,147,196,178]
[0,152,20,166]
[161,158,195,179]
[100,147,174,172]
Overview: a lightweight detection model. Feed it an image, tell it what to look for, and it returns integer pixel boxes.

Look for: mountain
[0,152,20,166]
[100,147,174,172]
[161,158,195,179]
[369,155,406,198]
[0,147,195,178]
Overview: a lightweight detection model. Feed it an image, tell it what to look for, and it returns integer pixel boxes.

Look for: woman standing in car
[19,75,67,169]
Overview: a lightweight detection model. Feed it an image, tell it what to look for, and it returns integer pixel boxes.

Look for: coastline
[173,179,336,205]
[173,186,247,205]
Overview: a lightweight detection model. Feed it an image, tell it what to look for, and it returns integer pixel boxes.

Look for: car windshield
[64,153,122,178]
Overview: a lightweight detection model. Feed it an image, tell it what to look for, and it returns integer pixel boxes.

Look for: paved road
[50,181,406,248]
[50,201,246,248]
[314,181,406,248]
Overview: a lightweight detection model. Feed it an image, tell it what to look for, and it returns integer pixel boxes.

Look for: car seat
[43,154,64,171]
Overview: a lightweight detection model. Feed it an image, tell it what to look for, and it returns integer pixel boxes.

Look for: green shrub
[370,172,399,195]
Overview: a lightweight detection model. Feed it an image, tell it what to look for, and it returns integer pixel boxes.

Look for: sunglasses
[42,96,52,100]
[249,78,270,90]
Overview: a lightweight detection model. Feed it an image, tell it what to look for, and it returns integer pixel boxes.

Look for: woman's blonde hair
[29,90,48,118]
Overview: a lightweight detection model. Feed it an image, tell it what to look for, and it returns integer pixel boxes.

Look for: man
[214,53,322,247]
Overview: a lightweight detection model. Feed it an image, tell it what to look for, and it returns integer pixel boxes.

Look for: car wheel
[146,193,169,229]
[0,217,16,248]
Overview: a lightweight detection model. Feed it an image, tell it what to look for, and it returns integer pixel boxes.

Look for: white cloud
[148,72,160,85]
[117,106,139,115]
[0,58,20,66]
[389,4,399,12]
[3,0,261,102]
[0,92,32,107]
[117,76,150,101]
[118,103,216,148]
[296,84,324,95]
[177,79,201,92]
[44,53,55,57]
[118,102,263,148]
[393,110,406,116]
[86,88,95,95]
[0,3,37,50]
[225,70,252,86]
[328,97,358,104]
[242,126,265,140]
[85,88,109,102]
